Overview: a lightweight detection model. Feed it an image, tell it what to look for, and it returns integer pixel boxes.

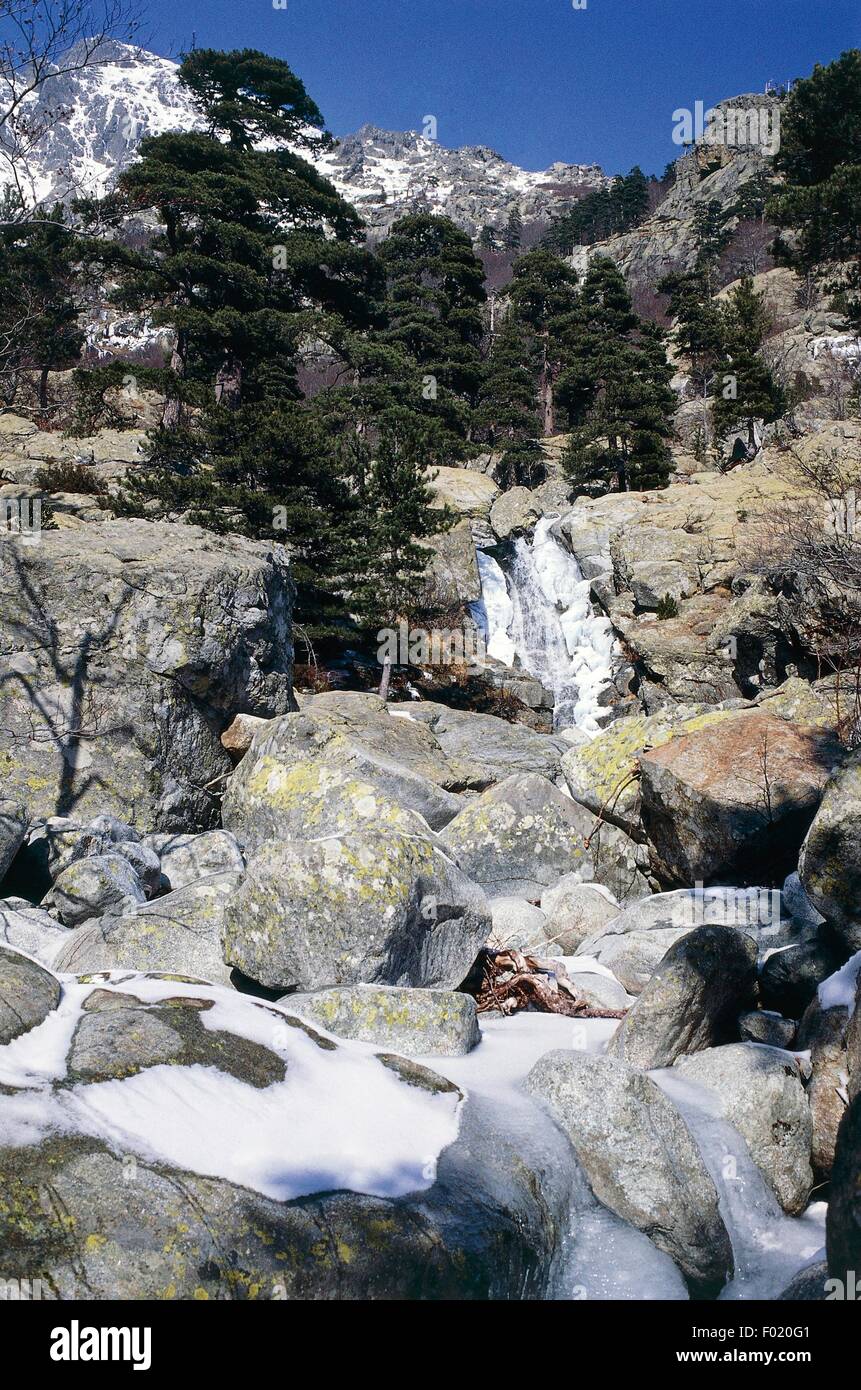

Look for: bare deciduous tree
[818,347,861,422]
[0,278,34,400]
[0,0,140,218]
[749,441,861,741]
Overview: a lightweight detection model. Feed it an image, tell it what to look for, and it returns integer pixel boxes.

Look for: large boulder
[0,902,69,966]
[525,1050,732,1297]
[44,852,147,926]
[0,521,296,830]
[109,840,162,898]
[66,988,288,1087]
[578,885,778,996]
[796,955,861,1175]
[0,798,27,882]
[738,1009,796,1048]
[560,708,723,841]
[630,560,696,612]
[12,814,141,897]
[222,704,466,843]
[283,985,480,1057]
[488,896,547,949]
[0,972,570,1300]
[562,968,633,1012]
[608,925,757,1068]
[0,944,60,1044]
[439,772,650,902]
[405,701,568,786]
[426,465,498,520]
[143,830,244,892]
[799,750,861,952]
[796,993,852,1180]
[53,873,241,986]
[777,1260,830,1301]
[222,830,490,993]
[538,878,619,954]
[827,1094,861,1288]
[234,760,436,859]
[593,885,781,939]
[759,936,844,1018]
[418,518,482,608]
[781,870,825,928]
[639,711,840,886]
[581,927,692,996]
[489,486,542,540]
[674,1044,813,1214]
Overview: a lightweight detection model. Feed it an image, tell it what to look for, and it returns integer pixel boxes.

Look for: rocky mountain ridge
[4,41,609,238]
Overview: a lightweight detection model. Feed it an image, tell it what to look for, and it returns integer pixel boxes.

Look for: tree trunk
[162,332,188,431]
[613,438,628,492]
[539,331,554,437]
[379,655,392,702]
[215,356,242,410]
[38,364,49,411]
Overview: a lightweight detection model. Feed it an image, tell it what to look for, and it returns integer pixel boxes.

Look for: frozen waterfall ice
[471,515,616,733]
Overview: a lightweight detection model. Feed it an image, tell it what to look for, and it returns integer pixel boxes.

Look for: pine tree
[474,314,543,486]
[770,50,861,323]
[658,268,726,444]
[335,417,452,628]
[98,49,444,636]
[543,166,654,253]
[713,277,786,451]
[507,249,579,436]
[560,257,674,495]
[503,207,523,252]
[479,223,498,252]
[691,198,733,290]
[375,212,486,443]
[617,166,651,229]
[731,169,777,223]
[82,47,375,429]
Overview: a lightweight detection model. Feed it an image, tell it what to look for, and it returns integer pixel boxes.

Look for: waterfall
[471,515,616,733]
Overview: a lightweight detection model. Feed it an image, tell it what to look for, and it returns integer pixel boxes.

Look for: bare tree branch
[0,0,142,220]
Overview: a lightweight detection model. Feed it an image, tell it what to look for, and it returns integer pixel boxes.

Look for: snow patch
[0,968,462,1202]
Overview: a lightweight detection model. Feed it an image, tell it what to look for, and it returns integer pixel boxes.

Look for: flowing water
[422,1015,825,1300]
[464,508,826,1299]
[471,514,615,732]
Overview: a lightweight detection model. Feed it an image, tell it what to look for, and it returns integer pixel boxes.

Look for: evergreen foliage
[769,50,861,323]
[474,314,544,486]
[0,203,83,409]
[507,249,579,436]
[560,257,674,494]
[86,49,446,637]
[503,207,523,251]
[712,276,787,448]
[543,167,652,252]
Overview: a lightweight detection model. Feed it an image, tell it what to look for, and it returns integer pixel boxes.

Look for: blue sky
[140,0,859,175]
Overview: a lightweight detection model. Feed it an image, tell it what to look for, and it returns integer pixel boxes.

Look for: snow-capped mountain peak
[3,42,609,237]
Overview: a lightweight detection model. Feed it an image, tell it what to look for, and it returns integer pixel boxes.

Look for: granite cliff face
[570,93,784,287]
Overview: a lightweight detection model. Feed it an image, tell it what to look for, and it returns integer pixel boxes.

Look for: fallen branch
[472,948,627,1020]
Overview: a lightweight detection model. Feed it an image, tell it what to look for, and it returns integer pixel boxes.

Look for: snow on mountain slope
[3,42,609,237]
[5,44,202,210]
[312,124,609,237]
